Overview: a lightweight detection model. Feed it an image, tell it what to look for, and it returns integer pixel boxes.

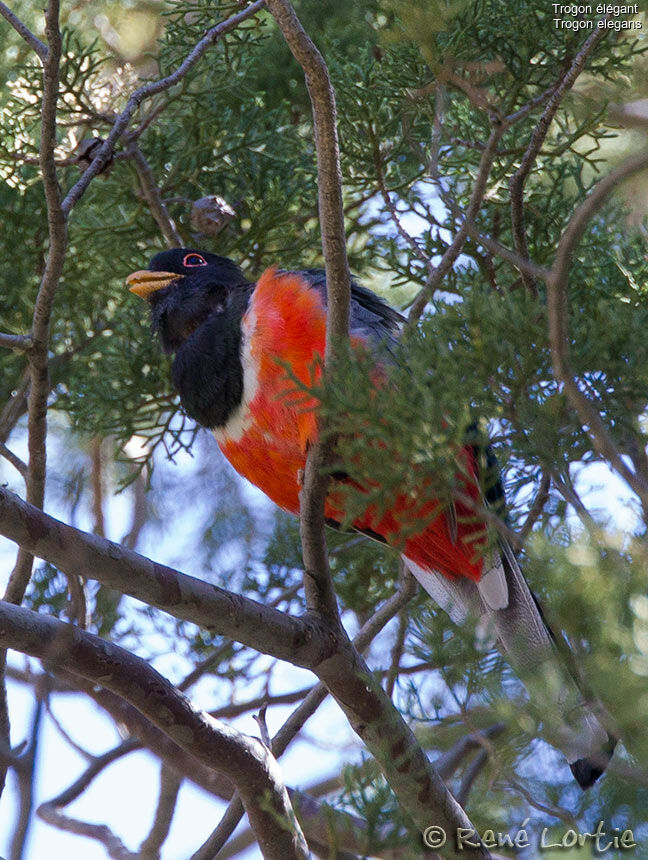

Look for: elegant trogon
[127,248,615,788]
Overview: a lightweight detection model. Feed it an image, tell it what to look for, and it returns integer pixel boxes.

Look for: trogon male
[127,248,615,788]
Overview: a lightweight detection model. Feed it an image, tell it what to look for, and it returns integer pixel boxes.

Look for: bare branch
[408,120,507,323]
[190,796,245,860]
[61,0,267,216]
[0,442,28,481]
[0,0,63,803]
[265,0,350,626]
[0,2,47,60]
[504,82,560,125]
[505,777,577,826]
[509,26,609,291]
[434,724,506,780]
[4,0,66,609]
[264,0,349,351]
[9,693,43,860]
[37,806,137,860]
[546,149,648,505]
[0,497,490,855]
[518,473,551,542]
[461,220,549,282]
[138,764,182,860]
[0,333,32,352]
[42,738,140,809]
[127,143,184,248]
[1,601,309,860]
[90,438,105,538]
[371,132,430,268]
[455,749,488,807]
[0,486,328,669]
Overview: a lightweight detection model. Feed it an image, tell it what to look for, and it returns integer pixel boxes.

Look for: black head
[127,248,250,353]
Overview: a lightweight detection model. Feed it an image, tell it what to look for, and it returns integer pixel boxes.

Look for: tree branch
[0,0,64,805]
[265,0,351,626]
[546,149,648,506]
[0,486,328,668]
[408,120,507,323]
[509,26,609,291]
[518,473,551,542]
[190,796,245,860]
[60,0,267,216]
[0,333,32,352]
[9,693,43,860]
[5,0,66,609]
[0,442,28,481]
[0,3,47,60]
[126,143,184,248]
[138,764,181,860]
[0,601,309,860]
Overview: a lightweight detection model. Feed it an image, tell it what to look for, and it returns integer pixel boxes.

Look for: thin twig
[546,149,648,506]
[0,2,47,60]
[505,777,577,826]
[138,764,182,860]
[518,473,551,542]
[408,120,507,322]
[462,220,549,282]
[509,26,609,292]
[0,442,28,481]
[127,143,183,248]
[371,132,429,268]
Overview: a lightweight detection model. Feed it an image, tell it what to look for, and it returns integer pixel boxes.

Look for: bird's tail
[404,545,616,789]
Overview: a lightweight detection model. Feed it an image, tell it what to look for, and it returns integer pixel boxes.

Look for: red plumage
[218,268,484,582]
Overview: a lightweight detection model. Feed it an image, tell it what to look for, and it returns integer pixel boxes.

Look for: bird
[127,247,616,788]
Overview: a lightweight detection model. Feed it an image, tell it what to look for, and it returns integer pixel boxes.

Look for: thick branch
[0,601,309,860]
[47,680,410,860]
[0,487,327,668]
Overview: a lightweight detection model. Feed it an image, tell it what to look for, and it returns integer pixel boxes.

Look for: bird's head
[126,248,250,353]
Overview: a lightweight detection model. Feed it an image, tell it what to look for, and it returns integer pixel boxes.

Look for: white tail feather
[402,547,614,786]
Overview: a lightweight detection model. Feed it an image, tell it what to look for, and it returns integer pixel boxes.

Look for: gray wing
[295,268,405,347]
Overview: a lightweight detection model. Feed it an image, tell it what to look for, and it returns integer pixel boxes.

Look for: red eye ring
[183,253,207,268]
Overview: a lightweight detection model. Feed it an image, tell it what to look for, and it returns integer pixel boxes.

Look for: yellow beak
[126,270,181,299]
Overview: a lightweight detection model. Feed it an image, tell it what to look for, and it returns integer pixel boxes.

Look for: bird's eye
[183,253,208,268]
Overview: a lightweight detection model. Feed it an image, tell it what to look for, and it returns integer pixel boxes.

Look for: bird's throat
[171,306,247,430]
